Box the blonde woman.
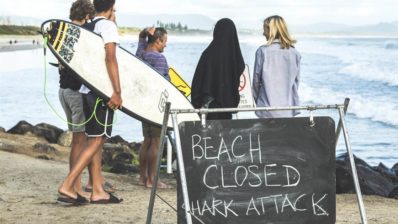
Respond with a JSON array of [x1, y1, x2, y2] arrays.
[[252, 15, 301, 118]]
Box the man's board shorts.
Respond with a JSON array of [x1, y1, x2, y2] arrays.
[[142, 122, 161, 138], [83, 91, 114, 138], [59, 88, 85, 132]]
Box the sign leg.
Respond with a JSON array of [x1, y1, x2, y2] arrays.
[[146, 102, 171, 224], [338, 107, 368, 224]]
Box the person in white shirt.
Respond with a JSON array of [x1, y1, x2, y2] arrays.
[[58, 0, 123, 204]]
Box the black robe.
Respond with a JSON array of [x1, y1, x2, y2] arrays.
[[191, 18, 245, 119]]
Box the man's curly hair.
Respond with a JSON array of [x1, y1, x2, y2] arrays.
[[69, 0, 95, 21]]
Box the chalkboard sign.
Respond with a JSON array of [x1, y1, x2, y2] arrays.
[[178, 117, 336, 224]]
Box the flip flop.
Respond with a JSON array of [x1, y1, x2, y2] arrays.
[[103, 182, 116, 192], [146, 181, 172, 189], [84, 182, 115, 193], [90, 193, 123, 204], [57, 193, 89, 205]]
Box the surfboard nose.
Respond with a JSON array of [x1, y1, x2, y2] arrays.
[[41, 20, 62, 46]]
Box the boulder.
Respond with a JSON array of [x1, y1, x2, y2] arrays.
[[7, 121, 35, 135], [375, 163, 398, 184], [113, 152, 134, 164], [336, 160, 355, 194], [110, 163, 139, 174], [336, 153, 395, 197], [36, 155, 51, 160], [106, 135, 128, 145], [127, 142, 141, 154], [392, 163, 398, 176], [33, 143, 57, 154], [102, 143, 125, 165], [102, 143, 139, 174], [57, 131, 72, 147], [33, 123, 64, 144], [388, 186, 398, 199]]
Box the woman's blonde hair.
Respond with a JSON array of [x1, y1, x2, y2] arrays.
[[264, 15, 296, 49]]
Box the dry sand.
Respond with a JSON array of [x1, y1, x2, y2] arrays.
[[0, 149, 397, 224]]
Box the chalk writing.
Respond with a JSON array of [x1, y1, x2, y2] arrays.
[[179, 118, 336, 223]]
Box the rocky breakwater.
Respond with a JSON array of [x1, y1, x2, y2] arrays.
[[336, 153, 398, 199], [0, 120, 141, 174]]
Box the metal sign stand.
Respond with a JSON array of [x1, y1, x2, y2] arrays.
[[146, 103, 171, 224], [146, 98, 368, 224]]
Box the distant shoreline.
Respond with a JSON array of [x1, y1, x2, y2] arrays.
[[0, 34, 42, 52], [0, 43, 42, 52]]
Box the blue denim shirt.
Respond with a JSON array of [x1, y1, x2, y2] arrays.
[[252, 40, 301, 118]]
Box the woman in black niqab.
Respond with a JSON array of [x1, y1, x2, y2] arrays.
[[191, 18, 245, 120]]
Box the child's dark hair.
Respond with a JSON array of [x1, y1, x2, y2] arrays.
[[148, 27, 167, 44], [69, 0, 95, 21], [93, 0, 115, 13]]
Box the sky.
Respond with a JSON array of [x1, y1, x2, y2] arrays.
[[0, 0, 397, 28]]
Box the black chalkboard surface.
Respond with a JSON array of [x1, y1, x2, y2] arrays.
[[178, 117, 336, 224]]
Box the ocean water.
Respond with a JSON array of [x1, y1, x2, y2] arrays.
[[0, 35, 397, 167]]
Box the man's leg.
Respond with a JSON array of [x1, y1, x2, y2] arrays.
[[146, 137, 161, 188], [139, 137, 151, 185], [59, 136, 105, 199], [84, 149, 107, 191], [89, 138, 110, 201], [70, 132, 89, 198]]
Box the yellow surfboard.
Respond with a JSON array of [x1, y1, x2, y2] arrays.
[[169, 67, 191, 97]]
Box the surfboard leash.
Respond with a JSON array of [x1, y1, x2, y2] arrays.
[[41, 34, 118, 128]]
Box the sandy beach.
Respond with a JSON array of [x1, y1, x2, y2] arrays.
[[0, 143, 397, 223]]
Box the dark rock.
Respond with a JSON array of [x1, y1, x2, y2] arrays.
[[37, 155, 51, 160], [102, 143, 125, 165], [101, 142, 140, 174], [33, 123, 64, 144], [392, 163, 398, 176], [336, 153, 368, 167], [57, 131, 72, 147], [7, 121, 35, 135], [336, 153, 395, 197], [376, 163, 398, 184], [388, 186, 398, 199], [0, 127, 5, 133], [336, 160, 355, 194], [113, 152, 134, 164], [106, 135, 128, 145], [110, 163, 139, 174], [127, 142, 141, 154], [33, 143, 57, 154]]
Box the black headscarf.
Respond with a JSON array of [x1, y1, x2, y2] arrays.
[[191, 18, 245, 109]]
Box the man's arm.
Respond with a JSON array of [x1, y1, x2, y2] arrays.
[[105, 42, 122, 109], [136, 27, 155, 56]]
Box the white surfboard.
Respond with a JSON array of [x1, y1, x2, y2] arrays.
[[41, 19, 199, 128]]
